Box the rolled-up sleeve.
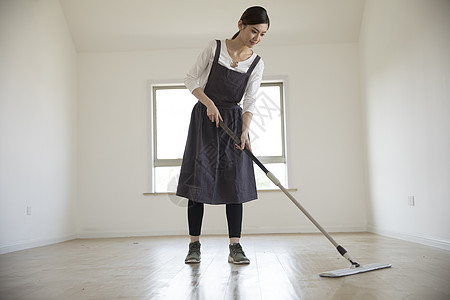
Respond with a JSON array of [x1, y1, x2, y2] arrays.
[[184, 40, 215, 93], [242, 59, 264, 114]]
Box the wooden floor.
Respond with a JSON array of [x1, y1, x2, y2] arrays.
[[1, 233, 449, 300]]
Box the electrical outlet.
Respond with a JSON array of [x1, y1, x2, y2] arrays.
[[408, 196, 415, 206], [27, 206, 32, 215]]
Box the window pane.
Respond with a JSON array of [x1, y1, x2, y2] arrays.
[[155, 88, 197, 159], [154, 166, 181, 193], [254, 163, 287, 190], [250, 85, 283, 157]]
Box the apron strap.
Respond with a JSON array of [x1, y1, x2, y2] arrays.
[[246, 55, 261, 74], [214, 40, 221, 63]]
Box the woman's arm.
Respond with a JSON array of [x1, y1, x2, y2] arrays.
[[185, 40, 222, 127], [184, 40, 214, 93], [237, 58, 264, 152], [237, 112, 253, 151]]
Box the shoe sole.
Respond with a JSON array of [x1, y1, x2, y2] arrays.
[[228, 255, 250, 264], [185, 259, 200, 264]]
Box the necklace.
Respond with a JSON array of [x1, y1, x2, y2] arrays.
[[230, 60, 239, 68]]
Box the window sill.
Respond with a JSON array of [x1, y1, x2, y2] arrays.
[[143, 188, 297, 196]]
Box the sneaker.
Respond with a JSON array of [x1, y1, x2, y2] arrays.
[[228, 243, 250, 264], [185, 241, 201, 264]]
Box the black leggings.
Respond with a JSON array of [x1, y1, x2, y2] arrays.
[[188, 200, 243, 238]]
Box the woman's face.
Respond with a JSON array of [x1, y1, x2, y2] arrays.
[[238, 21, 268, 48]]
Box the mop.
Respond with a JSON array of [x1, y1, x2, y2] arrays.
[[219, 121, 392, 277]]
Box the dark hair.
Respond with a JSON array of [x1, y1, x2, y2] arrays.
[[232, 6, 270, 40]]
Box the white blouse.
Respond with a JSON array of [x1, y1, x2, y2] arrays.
[[184, 39, 264, 114]]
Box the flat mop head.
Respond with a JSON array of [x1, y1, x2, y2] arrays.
[[319, 263, 392, 278]]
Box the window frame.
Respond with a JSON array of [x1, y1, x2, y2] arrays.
[[148, 79, 288, 193]]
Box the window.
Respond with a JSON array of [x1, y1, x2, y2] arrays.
[[150, 81, 287, 193]]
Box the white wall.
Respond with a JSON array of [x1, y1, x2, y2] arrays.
[[77, 42, 366, 238], [360, 0, 450, 249], [0, 0, 78, 254]]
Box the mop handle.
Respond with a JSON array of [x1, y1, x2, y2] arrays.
[[218, 120, 340, 248]]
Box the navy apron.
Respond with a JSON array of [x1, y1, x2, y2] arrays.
[[176, 40, 261, 204]]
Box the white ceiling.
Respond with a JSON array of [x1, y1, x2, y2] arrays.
[[59, 0, 366, 52]]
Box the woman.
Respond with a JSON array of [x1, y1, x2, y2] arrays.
[[176, 6, 269, 264]]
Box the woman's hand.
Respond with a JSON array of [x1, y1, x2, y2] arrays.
[[191, 88, 223, 128], [237, 130, 252, 152], [206, 102, 223, 128], [236, 112, 253, 151]]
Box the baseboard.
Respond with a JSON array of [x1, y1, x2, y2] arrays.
[[245, 225, 367, 235], [0, 234, 78, 255], [368, 226, 450, 251], [77, 225, 367, 239], [5, 227, 448, 253], [77, 229, 188, 239]]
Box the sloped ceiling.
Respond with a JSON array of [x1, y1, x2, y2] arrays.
[[59, 0, 365, 52]]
